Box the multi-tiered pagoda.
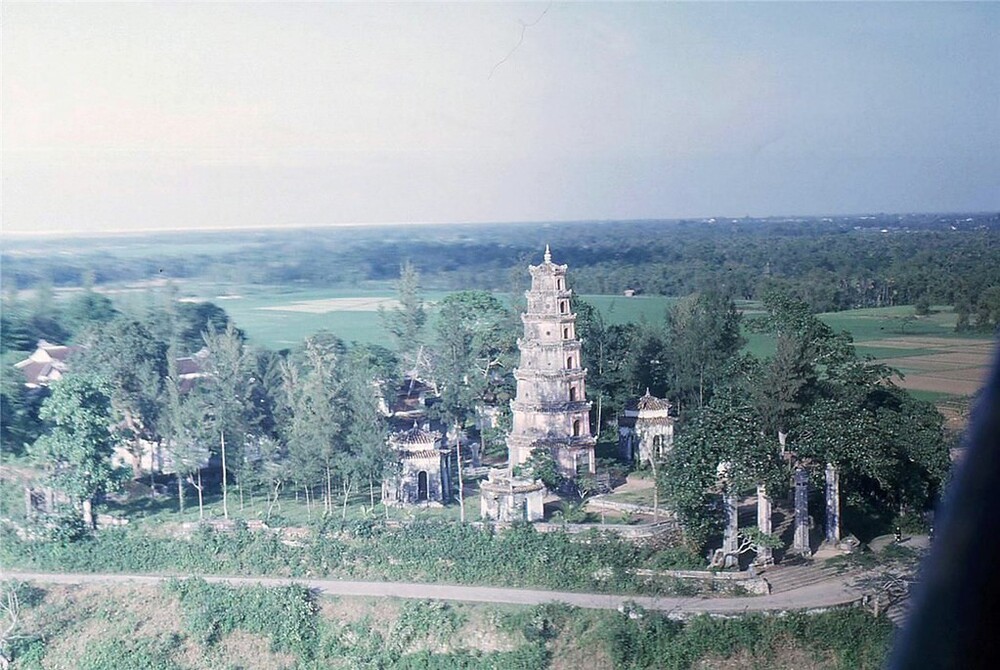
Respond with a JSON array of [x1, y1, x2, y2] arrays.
[[507, 246, 596, 478]]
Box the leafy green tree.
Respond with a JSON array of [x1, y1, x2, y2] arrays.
[[628, 326, 671, 401], [29, 376, 123, 528], [176, 302, 238, 354], [282, 332, 351, 517], [431, 291, 516, 519], [75, 318, 168, 477], [752, 333, 815, 444], [0, 285, 35, 354], [663, 386, 784, 552], [795, 382, 949, 524], [974, 286, 1000, 331], [345, 345, 393, 509], [0, 353, 45, 456], [516, 449, 563, 491], [665, 289, 744, 411], [201, 322, 258, 517], [169, 386, 217, 519], [574, 296, 645, 430], [62, 290, 118, 337], [22, 281, 69, 346], [380, 261, 428, 373]]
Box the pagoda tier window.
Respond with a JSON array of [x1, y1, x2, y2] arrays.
[[563, 326, 570, 339], [556, 278, 563, 290], [559, 301, 568, 314], [566, 356, 573, 369], [569, 387, 577, 402], [572, 420, 581, 437]]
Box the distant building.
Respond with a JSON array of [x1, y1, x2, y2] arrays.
[[12, 341, 209, 393], [13, 340, 81, 388], [175, 348, 210, 393], [12, 341, 213, 476], [383, 423, 453, 506], [618, 390, 674, 466]]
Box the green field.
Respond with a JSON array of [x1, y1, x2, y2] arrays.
[[164, 287, 682, 350], [112, 285, 993, 403]]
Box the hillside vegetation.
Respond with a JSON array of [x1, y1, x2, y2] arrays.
[[2, 579, 893, 670]]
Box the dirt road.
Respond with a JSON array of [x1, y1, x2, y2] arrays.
[[0, 570, 863, 618]]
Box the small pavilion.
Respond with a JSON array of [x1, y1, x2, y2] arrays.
[[618, 390, 674, 466], [383, 424, 452, 506]]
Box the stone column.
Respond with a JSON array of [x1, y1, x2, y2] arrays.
[[793, 466, 811, 556], [756, 483, 773, 565], [825, 462, 841, 544], [723, 489, 740, 568]]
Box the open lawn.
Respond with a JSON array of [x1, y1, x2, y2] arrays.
[[102, 481, 484, 530]]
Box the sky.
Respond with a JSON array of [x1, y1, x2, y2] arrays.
[[3, 2, 998, 235]]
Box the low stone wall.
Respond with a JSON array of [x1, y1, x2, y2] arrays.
[[634, 568, 771, 595], [586, 496, 669, 517], [473, 519, 681, 543]]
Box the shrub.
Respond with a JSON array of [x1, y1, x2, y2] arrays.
[[165, 578, 319, 659]]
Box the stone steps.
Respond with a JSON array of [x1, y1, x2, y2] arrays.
[[886, 599, 910, 628], [762, 562, 841, 594]]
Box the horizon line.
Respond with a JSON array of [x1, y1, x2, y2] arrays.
[[3, 210, 997, 240]]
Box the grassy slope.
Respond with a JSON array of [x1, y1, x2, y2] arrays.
[[4, 581, 893, 670]]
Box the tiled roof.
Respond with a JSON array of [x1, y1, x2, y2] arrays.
[[624, 389, 672, 413], [391, 423, 441, 446]]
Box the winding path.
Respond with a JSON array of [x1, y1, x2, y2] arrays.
[[0, 570, 863, 618]]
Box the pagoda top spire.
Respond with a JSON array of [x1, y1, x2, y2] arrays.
[[544, 244, 551, 263]]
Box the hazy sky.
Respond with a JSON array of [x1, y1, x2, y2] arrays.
[[3, 2, 998, 234]]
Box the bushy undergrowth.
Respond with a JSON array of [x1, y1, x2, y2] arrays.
[[79, 637, 181, 670], [0, 519, 683, 594], [7, 578, 894, 670], [165, 578, 319, 659], [604, 608, 894, 670]]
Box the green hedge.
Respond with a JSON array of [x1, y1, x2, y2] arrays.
[[1, 520, 678, 594]]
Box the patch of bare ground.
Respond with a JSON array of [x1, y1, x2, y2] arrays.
[[211, 631, 296, 670], [549, 628, 614, 670], [319, 596, 402, 636], [453, 607, 521, 654], [695, 638, 835, 670], [615, 473, 655, 492], [25, 584, 183, 669], [893, 374, 981, 396]]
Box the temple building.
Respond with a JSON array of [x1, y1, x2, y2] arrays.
[[507, 245, 597, 478], [618, 390, 674, 466], [383, 424, 453, 506], [479, 467, 545, 522]]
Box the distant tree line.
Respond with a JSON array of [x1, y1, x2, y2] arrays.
[[4, 213, 999, 317]]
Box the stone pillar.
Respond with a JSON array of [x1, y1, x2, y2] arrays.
[[722, 489, 740, 569], [825, 462, 841, 544], [793, 466, 811, 556], [756, 483, 773, 565]]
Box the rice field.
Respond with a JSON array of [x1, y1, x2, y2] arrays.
[[157, 284, 998, 400]]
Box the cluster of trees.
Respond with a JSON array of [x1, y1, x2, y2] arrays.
[[661, 290, 950, 553], [3, 256, 953, 555], [2, 264, 531, 529], [1, 278, 398, 525], [575, 289, 745, 427], [5, 213, 999, 317]]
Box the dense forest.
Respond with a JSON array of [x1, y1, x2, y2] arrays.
[[3, 213, 999, 318]]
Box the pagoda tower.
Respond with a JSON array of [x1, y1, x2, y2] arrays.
[[507, 246, 596, 478]]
